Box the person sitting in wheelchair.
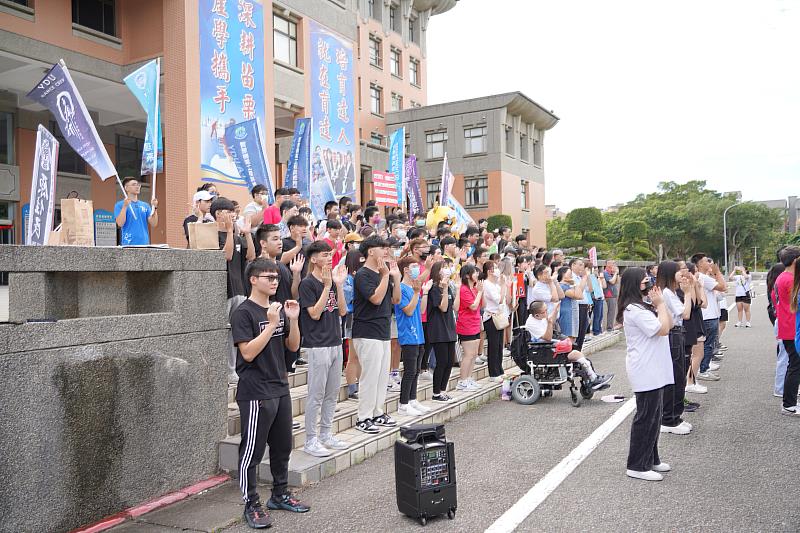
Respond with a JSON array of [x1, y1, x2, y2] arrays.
[[525, 301, 614, 391]]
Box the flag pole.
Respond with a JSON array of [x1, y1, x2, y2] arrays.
[[151, 57, 161, 204], [115, 173, 136, 220]]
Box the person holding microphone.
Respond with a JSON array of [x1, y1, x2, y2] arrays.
[[617, 267, 674, 481]]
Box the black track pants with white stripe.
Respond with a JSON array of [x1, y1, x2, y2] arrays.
[[237, 395, 293, 504]]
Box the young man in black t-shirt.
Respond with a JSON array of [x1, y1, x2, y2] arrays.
[[212, 197, 256, 385], [352, 236, 402, 434], [299, 241, 350, 457], [231, 258, 309, 528]]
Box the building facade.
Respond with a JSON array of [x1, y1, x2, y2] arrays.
[[0, 0, 556, 249]]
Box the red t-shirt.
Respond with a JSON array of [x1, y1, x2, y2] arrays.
[[456, 285, 481, 335], [263, 204, 280, 225], [774, 270, 795, 340], [324, 237, 344, 268], [515, 273, 526, 299]]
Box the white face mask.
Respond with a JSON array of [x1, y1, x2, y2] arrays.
[[441, 268, 452, 279], [396, 229, 407, 239]]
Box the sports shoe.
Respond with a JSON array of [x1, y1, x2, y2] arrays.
[[456, 380, 470, 391], [719, 344, 728, 351], [709, 362, 721, 371], [398, 403, 424, 416], [419, 370, 433, 381], [372, 413, 397, 427], [502, 348, 511, 356], [320, 434, 350, 450], [303, 438, 332, 457], [626, 469, 663, 481], [734, 322, 741, 328], [267, 493, 310, 513], [347, 391, 359, 400], [244, 500, 272, 529], [432, 393, 453, 403], [292, 421, 301, 430], [697, 371, 720, 381], [685, 383, 708, 394], [355, 418, 380, 434], [713, 351, 725, 359], [745, 322, 751, 328], [295, 357, 308, 366], [679, 421, 693, 431], [683, 402, 699, 413], [465, 379, 481, 391], [387, 381, 401, 393], [390, 371, 401, 384], [773, 392, 783, 398], [590, 373, 615, 390], [660, 424, 691, 435], [488, 376, 503, 383], [410, 400, 431, 413], [780, 405, 800, 416], [652, 462, 672, 473], [476, 355, 487, 364]]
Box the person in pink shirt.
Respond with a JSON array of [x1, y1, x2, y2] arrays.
[[263, 188, 289, 225], [774, 246, 800, 415], [456, 264, 484, 391]]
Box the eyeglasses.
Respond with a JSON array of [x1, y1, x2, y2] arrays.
[[257, 275, 280, 282]]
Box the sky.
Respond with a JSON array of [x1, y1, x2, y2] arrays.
[[426, 0, 800, 212]]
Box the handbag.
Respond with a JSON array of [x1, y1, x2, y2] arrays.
[[60, 198, 95, 246], [491, 302, 510, 330]]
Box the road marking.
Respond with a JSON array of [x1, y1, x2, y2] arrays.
[[485, 397, 637, 533]]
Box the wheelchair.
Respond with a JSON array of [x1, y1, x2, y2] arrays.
[[508, 327, 596, 407]]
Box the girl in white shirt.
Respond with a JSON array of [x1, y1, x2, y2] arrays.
[[729, 266, 752, 327], [617, 267, 674, 482], [479, 260, 507, 383]]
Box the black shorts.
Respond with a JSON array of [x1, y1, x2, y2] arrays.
[[735, 296, 751, 304], [720, 309, 728, 322], [458, 333, 480, 342]]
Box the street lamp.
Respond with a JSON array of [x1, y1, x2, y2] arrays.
[[723, 201, 743, 275]]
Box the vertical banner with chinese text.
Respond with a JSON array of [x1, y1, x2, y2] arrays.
[[310, 20, 355, 219], [285, 117, 311, 198], [388, 127, 405, 207], [199, 0, 268, 188], [405, 155, 422, 219], [26, 125, 59, 246], [223, 118, 275, 203], [440, 152, 454, 206]]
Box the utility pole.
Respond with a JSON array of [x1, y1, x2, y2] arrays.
[[753, 246, 758, 272]]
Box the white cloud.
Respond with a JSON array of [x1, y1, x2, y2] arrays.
[[427, 0, 800, 211]]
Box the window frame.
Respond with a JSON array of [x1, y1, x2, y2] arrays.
[[50, 120, 87, 176], [368, 34, 383, 69], [389, 47, 402, 78], [409, 57, 420, 87], [425, 130, 447, 160], [115, 133, 149, 182], [390, 92, 403, 112], [408, 16, 417, 44], [0, 111, 13, 166], [389, 3, 400, 33], [71, 0, 116, 37], [425, 181, 441, 209], [370, 84, 383, 116], [521, 180, 529, 210], [273, 13, 298, 67], [463, 126, 487, 155], [464, 176, 489, 208], [520, 134, 529, 162], [533, 139, 542, 167]]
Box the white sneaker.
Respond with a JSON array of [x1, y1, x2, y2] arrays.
[[502, 348, 511, 356], [652, 462, 671, 473], [488, 376, 503, 383], [745, 322, 751, 328], [709, 362, 721, 371], [626, 469, 663, 481], [734, 322, 741, 328], [390, 371, 402, 384], [679, 421, 693, 431], [685, 383, 708, 394], [409, 400, 431, 413], [774, 392, 783, 398], [398, 403, 424, 416], [419, 370, 433, 381], [303, 438, 332, 457], [387, 381, 401, 392], [697, 371, 720, 381], [319, 434, 349, 450], [456, 380, 470, 391], [476, 355, 487, 364], [660, 424, 691, 435], [780, 406, 800, 416], [466, 378, 482, 391]]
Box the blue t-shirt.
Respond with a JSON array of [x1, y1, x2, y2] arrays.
[[394, 283, 424, 346], [114, 199, 152, 245]]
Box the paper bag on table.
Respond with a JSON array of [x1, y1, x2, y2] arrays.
[[188, 221, 219, 250], [60, 198, 95, 246]]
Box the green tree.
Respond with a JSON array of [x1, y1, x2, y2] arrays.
[[725, 202, 784, 269], [487, 214, 512, 233], [566, 207, 603, 241]]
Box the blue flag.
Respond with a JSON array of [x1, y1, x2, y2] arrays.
[[123, 59, 163, 174], [285, 118, 311, 198], [26, 61, 117, 180], [223, 118, 275, 204], [389, 128, 405, 207]]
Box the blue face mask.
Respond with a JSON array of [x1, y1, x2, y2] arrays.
[[410, 265, 421, 280]]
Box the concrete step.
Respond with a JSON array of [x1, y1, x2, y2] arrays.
[[228, 366, 309, 404]]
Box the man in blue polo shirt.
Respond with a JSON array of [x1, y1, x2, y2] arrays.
[[114, 176, 158, 245]]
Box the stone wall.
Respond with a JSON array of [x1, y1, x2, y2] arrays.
[[0, 246, 229, 533]]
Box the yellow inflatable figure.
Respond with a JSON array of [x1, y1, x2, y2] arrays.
[[426, 203, 457, 234]]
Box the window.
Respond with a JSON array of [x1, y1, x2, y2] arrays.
[[7, 0, 30, 6], [521, 180, 529, 210], [390, 92, 402, 111], [390, 47, 401, 78], [425, 130, 447, 159], [51, 121, 86, 175], [273, 14, 298, 66], [505, 126, 514, 156], [367, 0, 380, 20], [533, 140, 542, 167], [409, 58, 420, 86], [464, 126, 487, 155], [390, 4, 400, 32], [520, 135, 529, 161], [370, 84, 382, 115], [426, 181, 441, 208], [368, 34, 382, 68], [404, 133, 411, 155], [370, 132, 383, 146], [409, 17, 417, 44], [72, 0, 116, 37], [464, 176, 488, 208], [116, 134, 148, 181], [0, 112, 12, 165]]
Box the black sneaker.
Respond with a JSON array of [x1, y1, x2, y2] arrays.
[[591, 373, 615, 390], [432, 394, 451, 403], [295, 357, 308, 366], [244, 501, 273, 529], [683, 402, 698, 413], [348, 391, 359, 400], [711, 355, 722, 362], [355, 418, 380, 434], [372, 413, 397, 427], [267, 493, 310, 513], [292, 421, 301, 430]]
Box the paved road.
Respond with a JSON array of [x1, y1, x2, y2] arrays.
[[124, 294, 799, 533]]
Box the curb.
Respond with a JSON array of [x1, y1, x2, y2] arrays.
[[69, 474, 230, 533]]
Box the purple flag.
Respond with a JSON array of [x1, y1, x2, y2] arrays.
[[405, 155, 423, 219]]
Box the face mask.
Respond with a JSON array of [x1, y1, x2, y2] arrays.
[[441, 268, 452, 279], [372, 216, 381, 225], [416, 219, 425, 227], [641, 279, 653, 296], [393, 249, 402, 258], [410, 265, 421, 280], [491, 269, 499, 277], [396, 229, 407, 239]]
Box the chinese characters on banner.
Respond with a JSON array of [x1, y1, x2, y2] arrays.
[[199, 0, 270, 189], [285, 117, 311, 198], [25, 125, 59, 246], [223, 118, 275, 203], [440, 152, 454, 206], [388, 128, 405, 207], [372, 171, 399, 207], [405, 155, 423, 219], [309, 21, 355, 219]]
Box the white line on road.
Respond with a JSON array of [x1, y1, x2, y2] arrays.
[[485, 397, 637, 533]]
